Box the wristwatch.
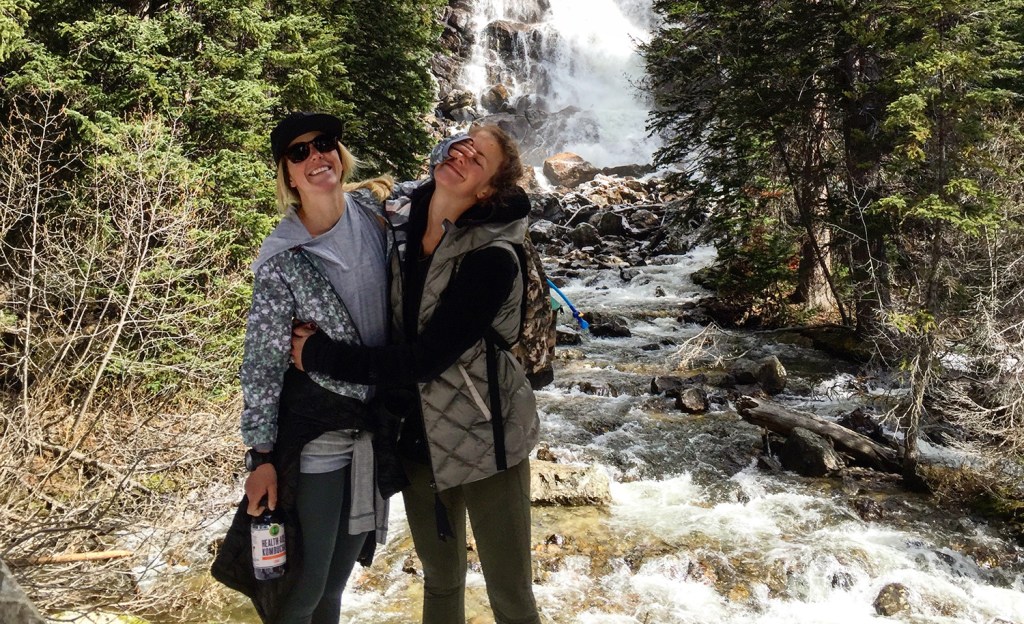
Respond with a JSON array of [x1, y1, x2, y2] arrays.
[[244, 448, 274, 471]]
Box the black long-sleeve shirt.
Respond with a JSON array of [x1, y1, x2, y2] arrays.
[[300, 244, 518, 384]]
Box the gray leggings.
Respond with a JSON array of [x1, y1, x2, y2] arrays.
[[276, 466, 370, 624]]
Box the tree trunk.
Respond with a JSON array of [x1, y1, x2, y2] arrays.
[[795, 222, 837, 310], [839, 31, 891, 336], [900, 332, 935, 492], [776, 95, 846, 321]]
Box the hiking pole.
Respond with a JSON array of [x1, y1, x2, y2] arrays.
[[546, 279, 589, 331]]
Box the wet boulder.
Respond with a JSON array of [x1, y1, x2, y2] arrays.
[[650, 375, 686, 396], [555, 325, 583, 345], [619, 267, 642, 282], [519, 165, 540, 192], [873, 583, 912, 616], [779, 427, 843, 477], [599, 163, 656, 178], [475, 112, 532, 141], [629, 208, 661, 230], [727, 356, 787, 394], [838, 408, 888, 444], [448, 106, 478, 123], [586, 311, 631, 338], [528, 191, 564, 221], [509, 0, 551, 23], [439, 89, 475, 116], [480, 83, 512, 114], [531, 460, 612, 506], [643, 227, 692, 256], [536, 443, 558, 462], [727, 358, 760, 385], [589, 211, 627, 237], [675, 387, 709, 414], [801, 326, 873, 363], [695, 297, 748, 328], [567, 222, 600, 248], [543, 152, 599, 188], [756, 356, 787, 395], [852, 496, 885, 521], [484, 20, 545, 62], [528, 219, 559, 244]]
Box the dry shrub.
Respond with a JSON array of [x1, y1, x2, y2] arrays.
[[1, 88, 249, 619]]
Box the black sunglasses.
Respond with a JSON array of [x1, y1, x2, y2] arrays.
[[285, 134, 339, 164]]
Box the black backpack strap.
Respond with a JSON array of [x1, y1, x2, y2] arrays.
[[484, 333, 508, 472], [457, 241, 520, 473]]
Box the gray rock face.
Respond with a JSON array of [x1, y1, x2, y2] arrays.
[[629, 209, 661, 230], [779, 427, 843, 477], [485, 20, 545, 62], [528, 219, 559, 244], [0, 560, 45, 624], [475, 112, 532, 141], [439, 89, 475, 114], [531, 459, 611, 506]]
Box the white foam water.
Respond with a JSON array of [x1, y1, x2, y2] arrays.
[[461, 0, 662, 167]]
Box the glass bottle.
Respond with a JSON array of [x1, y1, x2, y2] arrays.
[[250, 508, 286, 580]]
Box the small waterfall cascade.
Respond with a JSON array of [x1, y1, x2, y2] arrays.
[[459, 0, 662, 168]]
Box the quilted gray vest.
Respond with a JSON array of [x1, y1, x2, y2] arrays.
[[391, 215, 540, 492]]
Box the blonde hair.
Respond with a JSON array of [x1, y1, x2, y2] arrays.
[[274, 140, 394, 209], [344, 176, 395, 202]]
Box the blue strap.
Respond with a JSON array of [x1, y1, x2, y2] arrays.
[[546, 279, 589, 331]]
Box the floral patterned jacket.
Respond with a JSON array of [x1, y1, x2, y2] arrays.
[[239, 189, 388, 449]]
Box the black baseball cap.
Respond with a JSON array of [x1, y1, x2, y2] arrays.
[[270, 112, 344, 163]]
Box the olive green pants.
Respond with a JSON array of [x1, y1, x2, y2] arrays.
[[403, 458, 540, 624]]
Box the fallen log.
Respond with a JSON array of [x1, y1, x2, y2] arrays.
[[736, 396, 900, 473]]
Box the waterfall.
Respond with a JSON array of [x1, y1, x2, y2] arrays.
[[460, 0, 662, 168]]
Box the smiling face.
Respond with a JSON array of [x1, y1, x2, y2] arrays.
[[284, 131, 343, 199], [433, 128, 504, 203]]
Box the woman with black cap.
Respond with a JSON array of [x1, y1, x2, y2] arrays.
[[215, 111, 395, 624]]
